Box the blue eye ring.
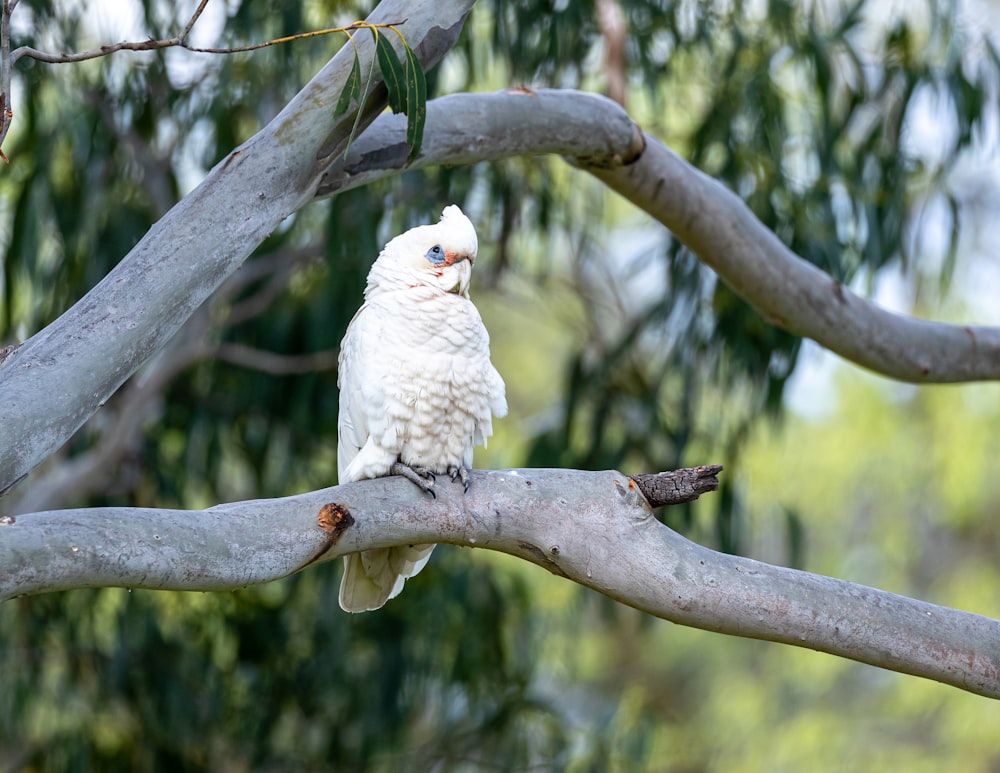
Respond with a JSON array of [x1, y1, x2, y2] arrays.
[[426, 244, 446, 265]]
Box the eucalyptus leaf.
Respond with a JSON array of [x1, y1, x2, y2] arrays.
[[374, 31, 407, 114], [334, 43, 362, 118], [403, 42, 427, 163]]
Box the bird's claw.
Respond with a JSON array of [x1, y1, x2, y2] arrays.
[[391, 462, 437, 498], [448, 465, 471, 493]]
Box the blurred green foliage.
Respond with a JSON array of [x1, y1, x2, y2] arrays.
[[2, 0, 998, 769]]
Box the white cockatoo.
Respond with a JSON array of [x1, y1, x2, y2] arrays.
[[336, 205, 507, 612]]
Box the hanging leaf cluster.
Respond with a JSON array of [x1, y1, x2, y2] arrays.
[[335, 24, 427, 164]]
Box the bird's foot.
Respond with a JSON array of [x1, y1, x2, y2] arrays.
[[391, 462, 437, 498], [448, 465, 470, 493]]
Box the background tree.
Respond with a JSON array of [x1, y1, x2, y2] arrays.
[[2, 0, 1000, 769]]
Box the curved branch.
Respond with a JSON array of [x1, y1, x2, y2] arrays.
[[316, 89, 1000, 383], [216, 343, 339, 374], [2, 467, 997, 699], [0, 0, 475, 492], [585, 137, 1000, 383]]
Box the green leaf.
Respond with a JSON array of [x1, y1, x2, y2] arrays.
[[336, 32, 379, 161], [403, 42, 427, 164], [374, 32, 406, 114], [334, 44, 362, 118]]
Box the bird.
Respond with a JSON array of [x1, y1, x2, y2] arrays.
[[336, 205, 507, 612]]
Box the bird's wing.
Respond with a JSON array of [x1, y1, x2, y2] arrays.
[[337, 300, 436, 612], [337, 303, 376, 482]]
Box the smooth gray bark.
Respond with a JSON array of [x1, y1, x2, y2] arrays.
[[318, 89, 1000, 383], [0, 0, 476, 493], [3, 468, 998, 699]]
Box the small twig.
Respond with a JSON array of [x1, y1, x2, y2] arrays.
[[179, 0, 210, 43], [0, 0, 404, 159], [10, 19, 407, 64], [184, 22, 404, 55], [216, 343, 339, 375]]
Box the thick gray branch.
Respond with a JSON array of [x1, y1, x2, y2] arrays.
[[0, 0, 475, 492], [2, 468, 997, 699], [317, 89, 1000, 383]]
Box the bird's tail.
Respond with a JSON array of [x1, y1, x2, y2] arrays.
[[338, 544, 435, 612]]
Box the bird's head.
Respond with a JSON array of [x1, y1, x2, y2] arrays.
[[365, 205, 479, 299]]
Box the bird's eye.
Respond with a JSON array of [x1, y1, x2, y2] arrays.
[[426, 244, 446, 265]]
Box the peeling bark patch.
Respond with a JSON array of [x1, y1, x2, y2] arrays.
[[0, 515, 14, 525], [517, 541, 569, 578], [832, 278, 846, 304], [318, 503, 354, 543]]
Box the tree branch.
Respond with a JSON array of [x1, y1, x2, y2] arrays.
[[316, 89, 1000, 383], [0, 0, 476, 493], [2, 467, 997, 699], [216, 343, 339, 374], [5, 244, 334, 515]]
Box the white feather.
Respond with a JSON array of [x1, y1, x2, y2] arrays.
[[337, 206, 507, 612]]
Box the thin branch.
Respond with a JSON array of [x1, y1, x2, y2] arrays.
[[0, 0, 401, 158], [216, 343, 339, 374], [3, 467, 998, 699], [0, 1, 14, 161], [596, 0, 627, 107], [315, 89, 1000, 383], [179, 0, 211, 42], [182, 21, 407, 55], [10, 20, 407, 64]]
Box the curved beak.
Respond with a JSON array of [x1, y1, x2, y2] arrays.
[[448, 259, 473, 297], [444, 250, 473, 267]]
